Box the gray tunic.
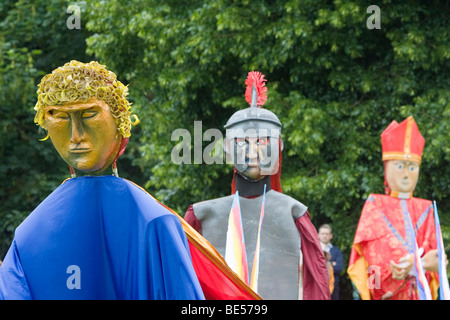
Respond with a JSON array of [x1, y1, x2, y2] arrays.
[[193, 189, 307, 300]]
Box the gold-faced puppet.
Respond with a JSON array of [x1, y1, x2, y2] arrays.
[[34, 60, 139, 177]]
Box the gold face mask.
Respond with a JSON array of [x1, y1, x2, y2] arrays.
[[44, 97, 122, 174]]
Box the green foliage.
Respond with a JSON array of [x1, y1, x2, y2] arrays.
[[0, 0, 93, 256]]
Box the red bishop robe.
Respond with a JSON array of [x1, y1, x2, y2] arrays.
[[348, 193, 439, 300]]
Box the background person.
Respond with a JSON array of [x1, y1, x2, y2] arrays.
[[318, 224, 344, 300]]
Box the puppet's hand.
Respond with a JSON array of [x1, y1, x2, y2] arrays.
[[390, 254, 414, 280], [422, 249, 447, 273]]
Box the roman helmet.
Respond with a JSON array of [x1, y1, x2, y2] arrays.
[[224, 72, 283, 193]]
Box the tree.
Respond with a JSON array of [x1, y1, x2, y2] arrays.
[[0, 0, 93, 256]]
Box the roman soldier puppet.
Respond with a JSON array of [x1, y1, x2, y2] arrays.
[[185, 72, 330, 300], [348, 116, 440, 300], [0, 61, 258, 300]]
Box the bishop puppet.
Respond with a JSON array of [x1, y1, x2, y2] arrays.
[[0, 61, 259, 300], [184, 72, 330, 300], [348, 116, 440, 300]]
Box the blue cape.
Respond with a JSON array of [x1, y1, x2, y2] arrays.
[[0, 176, 204, 300]]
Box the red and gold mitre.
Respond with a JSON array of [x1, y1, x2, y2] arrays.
[[381, 116, 425, 164]]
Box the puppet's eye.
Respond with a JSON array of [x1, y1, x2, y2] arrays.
[[235, 138, 246, 147]]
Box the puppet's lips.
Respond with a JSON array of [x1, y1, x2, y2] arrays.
[[70, 148, 91, 153]]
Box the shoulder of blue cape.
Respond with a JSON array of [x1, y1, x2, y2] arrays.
[[16, 176, 178, 238], [3, 176, 204, 300]]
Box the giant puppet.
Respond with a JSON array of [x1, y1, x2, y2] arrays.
[[184, 72, 330, 300], [348, 116, 439, 300], [0, 61, 259, 300]]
